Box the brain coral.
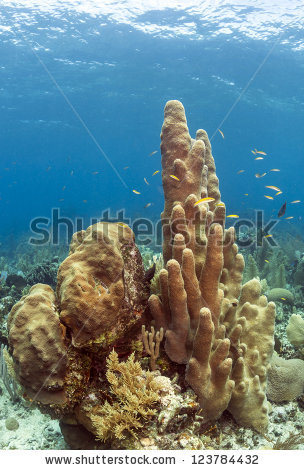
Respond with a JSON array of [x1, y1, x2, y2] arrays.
[[8, 283, 67, 404], [267, 352, 304, 402], [7, 222, 150, 412], [57, 223, 148, 349], [286, 313, 304, 347]]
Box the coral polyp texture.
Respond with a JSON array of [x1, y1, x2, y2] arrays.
[[57, 223, 148, 349], [8, 283, 67, 404], [149, 100, 276, 432], [7, 223, 151, 433], [6, 101, 279, 448]]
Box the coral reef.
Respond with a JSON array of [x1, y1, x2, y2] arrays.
[[90, 350, 163, 441], [6, 222, 151, 447], [267, 352, 304, 402], [267, 288, 294, 305], [26, 258, 60, 289], [286, 313, 304, 347], [7, 100, 304, 451], [8, 284, 67, 404], [57, 223, 148, 349], [149, 100, 275, 433]]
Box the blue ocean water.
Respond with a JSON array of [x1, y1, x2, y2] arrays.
[[0, 0, 303, 246]]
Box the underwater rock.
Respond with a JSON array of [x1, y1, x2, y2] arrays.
[[267, 288, 294, 305], [267, 352, 304, 402], [59, 422, 97, 450]]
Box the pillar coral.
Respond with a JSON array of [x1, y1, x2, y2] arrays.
[[149, 100, 276, 432]]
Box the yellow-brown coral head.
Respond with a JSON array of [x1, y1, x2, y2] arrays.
[[7, 284, 67, 404], [57, 222, 149, 350]]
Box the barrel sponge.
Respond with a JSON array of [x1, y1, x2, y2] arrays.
[[7, 284, 67, 404], [267, 352, 304, 402], [57, 222, 147, 349], [286, 314, 304, 347]]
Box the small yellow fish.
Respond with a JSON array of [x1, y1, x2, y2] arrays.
[[123, 166, 129, 170], [265, 260, 269, 263], [270, 169, 280, 172], [144, 177, 149, 185], [218, 129, 224, 139], [149, 150, 158, 156], [216, 202, 225, 206], [275, 191, 283, 196], [255, 173, 267, 178], [265, 185, 281, 192], [144, 202, 152, 208], [264, 195, 274, 200], [291, 200, 301, 203], [118, 222, 128, 227], [92, 171, 99, 175], [244, 193, 249, 196], [264, 234, 273, 238], [281, 297, 286, 301], [285, 216, 294, 220], [83, 199, 87, 203], [251, 150, 257, 155], [152, 170, 160, 176], [255, 157, 264, 160], [132, 190, 140, 195], [227, 214, 239, 218], [169, 174, 180, 181], [255, 150, 267, 155], [194, 197, 215, 206], [237, 170, 245, 174]]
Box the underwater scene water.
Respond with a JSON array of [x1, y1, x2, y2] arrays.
[[0, 0, 304, 456]]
